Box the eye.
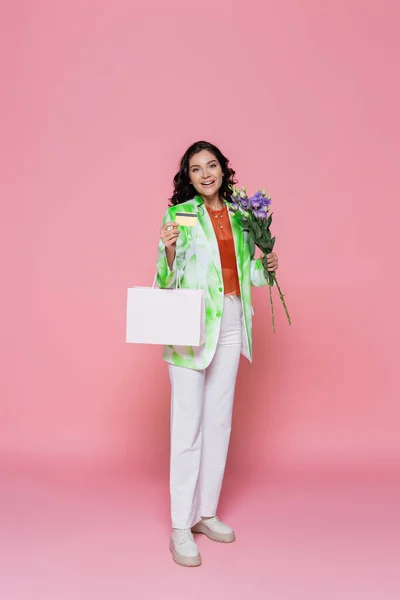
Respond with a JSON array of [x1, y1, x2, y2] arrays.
[[210, 163, 217, 168], [192, 167, 199, 173]]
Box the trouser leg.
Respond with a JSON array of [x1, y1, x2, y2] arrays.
[[198, 296, 242, 518], [169, 363, 205, 529]]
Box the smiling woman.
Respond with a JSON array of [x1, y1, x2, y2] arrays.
[[156, 140, 279, 567]]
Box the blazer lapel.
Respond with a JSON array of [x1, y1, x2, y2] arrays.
[[228, 204, 244, 283]]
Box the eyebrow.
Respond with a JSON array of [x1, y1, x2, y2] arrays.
[[189, 160, 217, 168]]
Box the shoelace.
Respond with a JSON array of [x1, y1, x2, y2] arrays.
[[175, 529, 195, 544], [202, 516, 219, 525]]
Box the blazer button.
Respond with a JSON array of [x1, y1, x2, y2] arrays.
[[216, 311, 222, 318], [218, 287, 223, 292]]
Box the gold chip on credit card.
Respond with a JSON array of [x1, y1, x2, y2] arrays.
[[175, 212, 197, 227]]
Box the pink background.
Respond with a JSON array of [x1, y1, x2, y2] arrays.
[[1, 1, 399, 598]]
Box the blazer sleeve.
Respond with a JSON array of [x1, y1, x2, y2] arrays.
[[156, 208, 188, 289], [248, 235, 274, 288]]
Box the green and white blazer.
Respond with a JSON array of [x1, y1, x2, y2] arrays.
[[156, 195, 270, 370]]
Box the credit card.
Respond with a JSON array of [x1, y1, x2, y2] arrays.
[[175, 212, 197, 227]]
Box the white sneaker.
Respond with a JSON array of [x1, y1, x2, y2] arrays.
[[169, 528, 202, 567], [192, 516, 236, 543]]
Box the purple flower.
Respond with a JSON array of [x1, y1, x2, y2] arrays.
[[254, 208, 269, 219], [240, 197, 250, 209], [250, 194, 262, 210], [261, 196, 271, 207]]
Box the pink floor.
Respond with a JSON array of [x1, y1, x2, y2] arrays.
[[0, 466, 399, 600]]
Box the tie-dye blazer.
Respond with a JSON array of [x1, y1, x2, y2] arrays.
[[156, 195, 270, 370]]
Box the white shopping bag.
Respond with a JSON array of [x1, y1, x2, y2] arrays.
[[126, 284, 205, 347]]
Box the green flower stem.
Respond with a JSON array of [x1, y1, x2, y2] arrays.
[[269, 285, 276, 334], [272, 273, 291, 326], [261, 253, 291, 330]]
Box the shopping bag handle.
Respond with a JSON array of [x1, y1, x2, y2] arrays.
[[152, 268, 180, 289]]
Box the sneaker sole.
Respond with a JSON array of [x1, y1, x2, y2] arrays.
[[169, 540, 202, 567], [191, 523, 236, 543]]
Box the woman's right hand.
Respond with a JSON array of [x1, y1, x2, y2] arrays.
[[160, 222, 180, 249]]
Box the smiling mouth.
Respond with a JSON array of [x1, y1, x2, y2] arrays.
[[201, 180, 215, 187]]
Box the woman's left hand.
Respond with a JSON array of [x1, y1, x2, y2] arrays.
[[266, 252, 278, 271]]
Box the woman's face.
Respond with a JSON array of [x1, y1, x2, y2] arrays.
[[188, 150, 223, 197]]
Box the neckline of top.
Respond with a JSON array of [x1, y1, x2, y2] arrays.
[[205, 204, 226, 213]]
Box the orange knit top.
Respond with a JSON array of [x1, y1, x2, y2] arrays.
[[205, 205, 241, 296]]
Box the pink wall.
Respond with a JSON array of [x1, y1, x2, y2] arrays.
[[1, 1, 399, 474]]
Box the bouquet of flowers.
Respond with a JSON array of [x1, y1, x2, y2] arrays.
[[230, 185, 291, 333]]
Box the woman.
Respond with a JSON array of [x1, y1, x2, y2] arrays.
[[156, 141, 278, 567]]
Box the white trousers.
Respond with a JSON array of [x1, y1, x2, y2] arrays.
[[168, 295, 243, 529]]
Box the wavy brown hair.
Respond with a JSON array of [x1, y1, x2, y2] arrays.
[[169, 141, 237, 206]]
